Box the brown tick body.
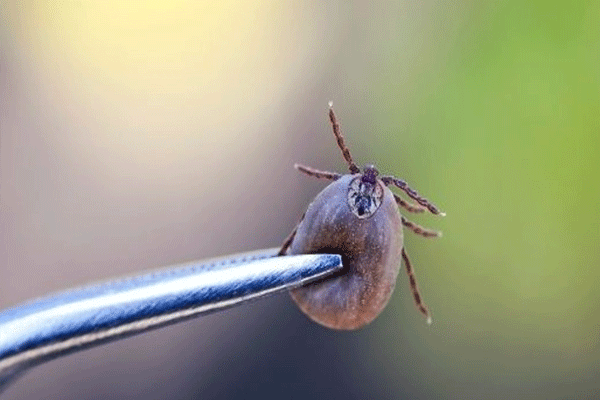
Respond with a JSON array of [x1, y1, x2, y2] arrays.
[[279, 103, 444, 330]]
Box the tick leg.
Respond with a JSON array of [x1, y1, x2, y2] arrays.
[[278, 226, 297, 256], [295, 163, 341, 181], [401, 216, 441, 238], [380, 175, 445, 216], [402, 248, 432, 324], [394, 193, 426, 214], [278, 212, 306, 256], [328, 103, 361, 174]]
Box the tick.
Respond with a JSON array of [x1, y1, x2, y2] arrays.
[[279, 102, 444, 330]]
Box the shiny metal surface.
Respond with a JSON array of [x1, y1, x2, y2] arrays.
[[0, 249, 342, 390]]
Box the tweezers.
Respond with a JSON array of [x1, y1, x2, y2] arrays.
[[0, 248, 342, 391]]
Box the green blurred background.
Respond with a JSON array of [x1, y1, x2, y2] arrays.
[[1, 2, 599, 399]]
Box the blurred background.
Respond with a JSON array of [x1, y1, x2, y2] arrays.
[[1, 1, 599, 399]]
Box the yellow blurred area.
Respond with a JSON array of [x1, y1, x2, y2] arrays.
[[5, 2, 320, 183]]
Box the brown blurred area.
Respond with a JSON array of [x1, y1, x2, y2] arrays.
[[0, 3, 369, 398]]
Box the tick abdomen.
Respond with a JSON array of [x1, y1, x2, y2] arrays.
[[289, 175, 404, 330]]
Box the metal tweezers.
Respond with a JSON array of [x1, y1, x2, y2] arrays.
[[0, 248, 342, 391]]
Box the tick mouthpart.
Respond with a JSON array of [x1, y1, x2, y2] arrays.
[[362, 164, 379, 184]]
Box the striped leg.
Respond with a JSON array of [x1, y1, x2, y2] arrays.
[[402, 248, 432, 324]]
